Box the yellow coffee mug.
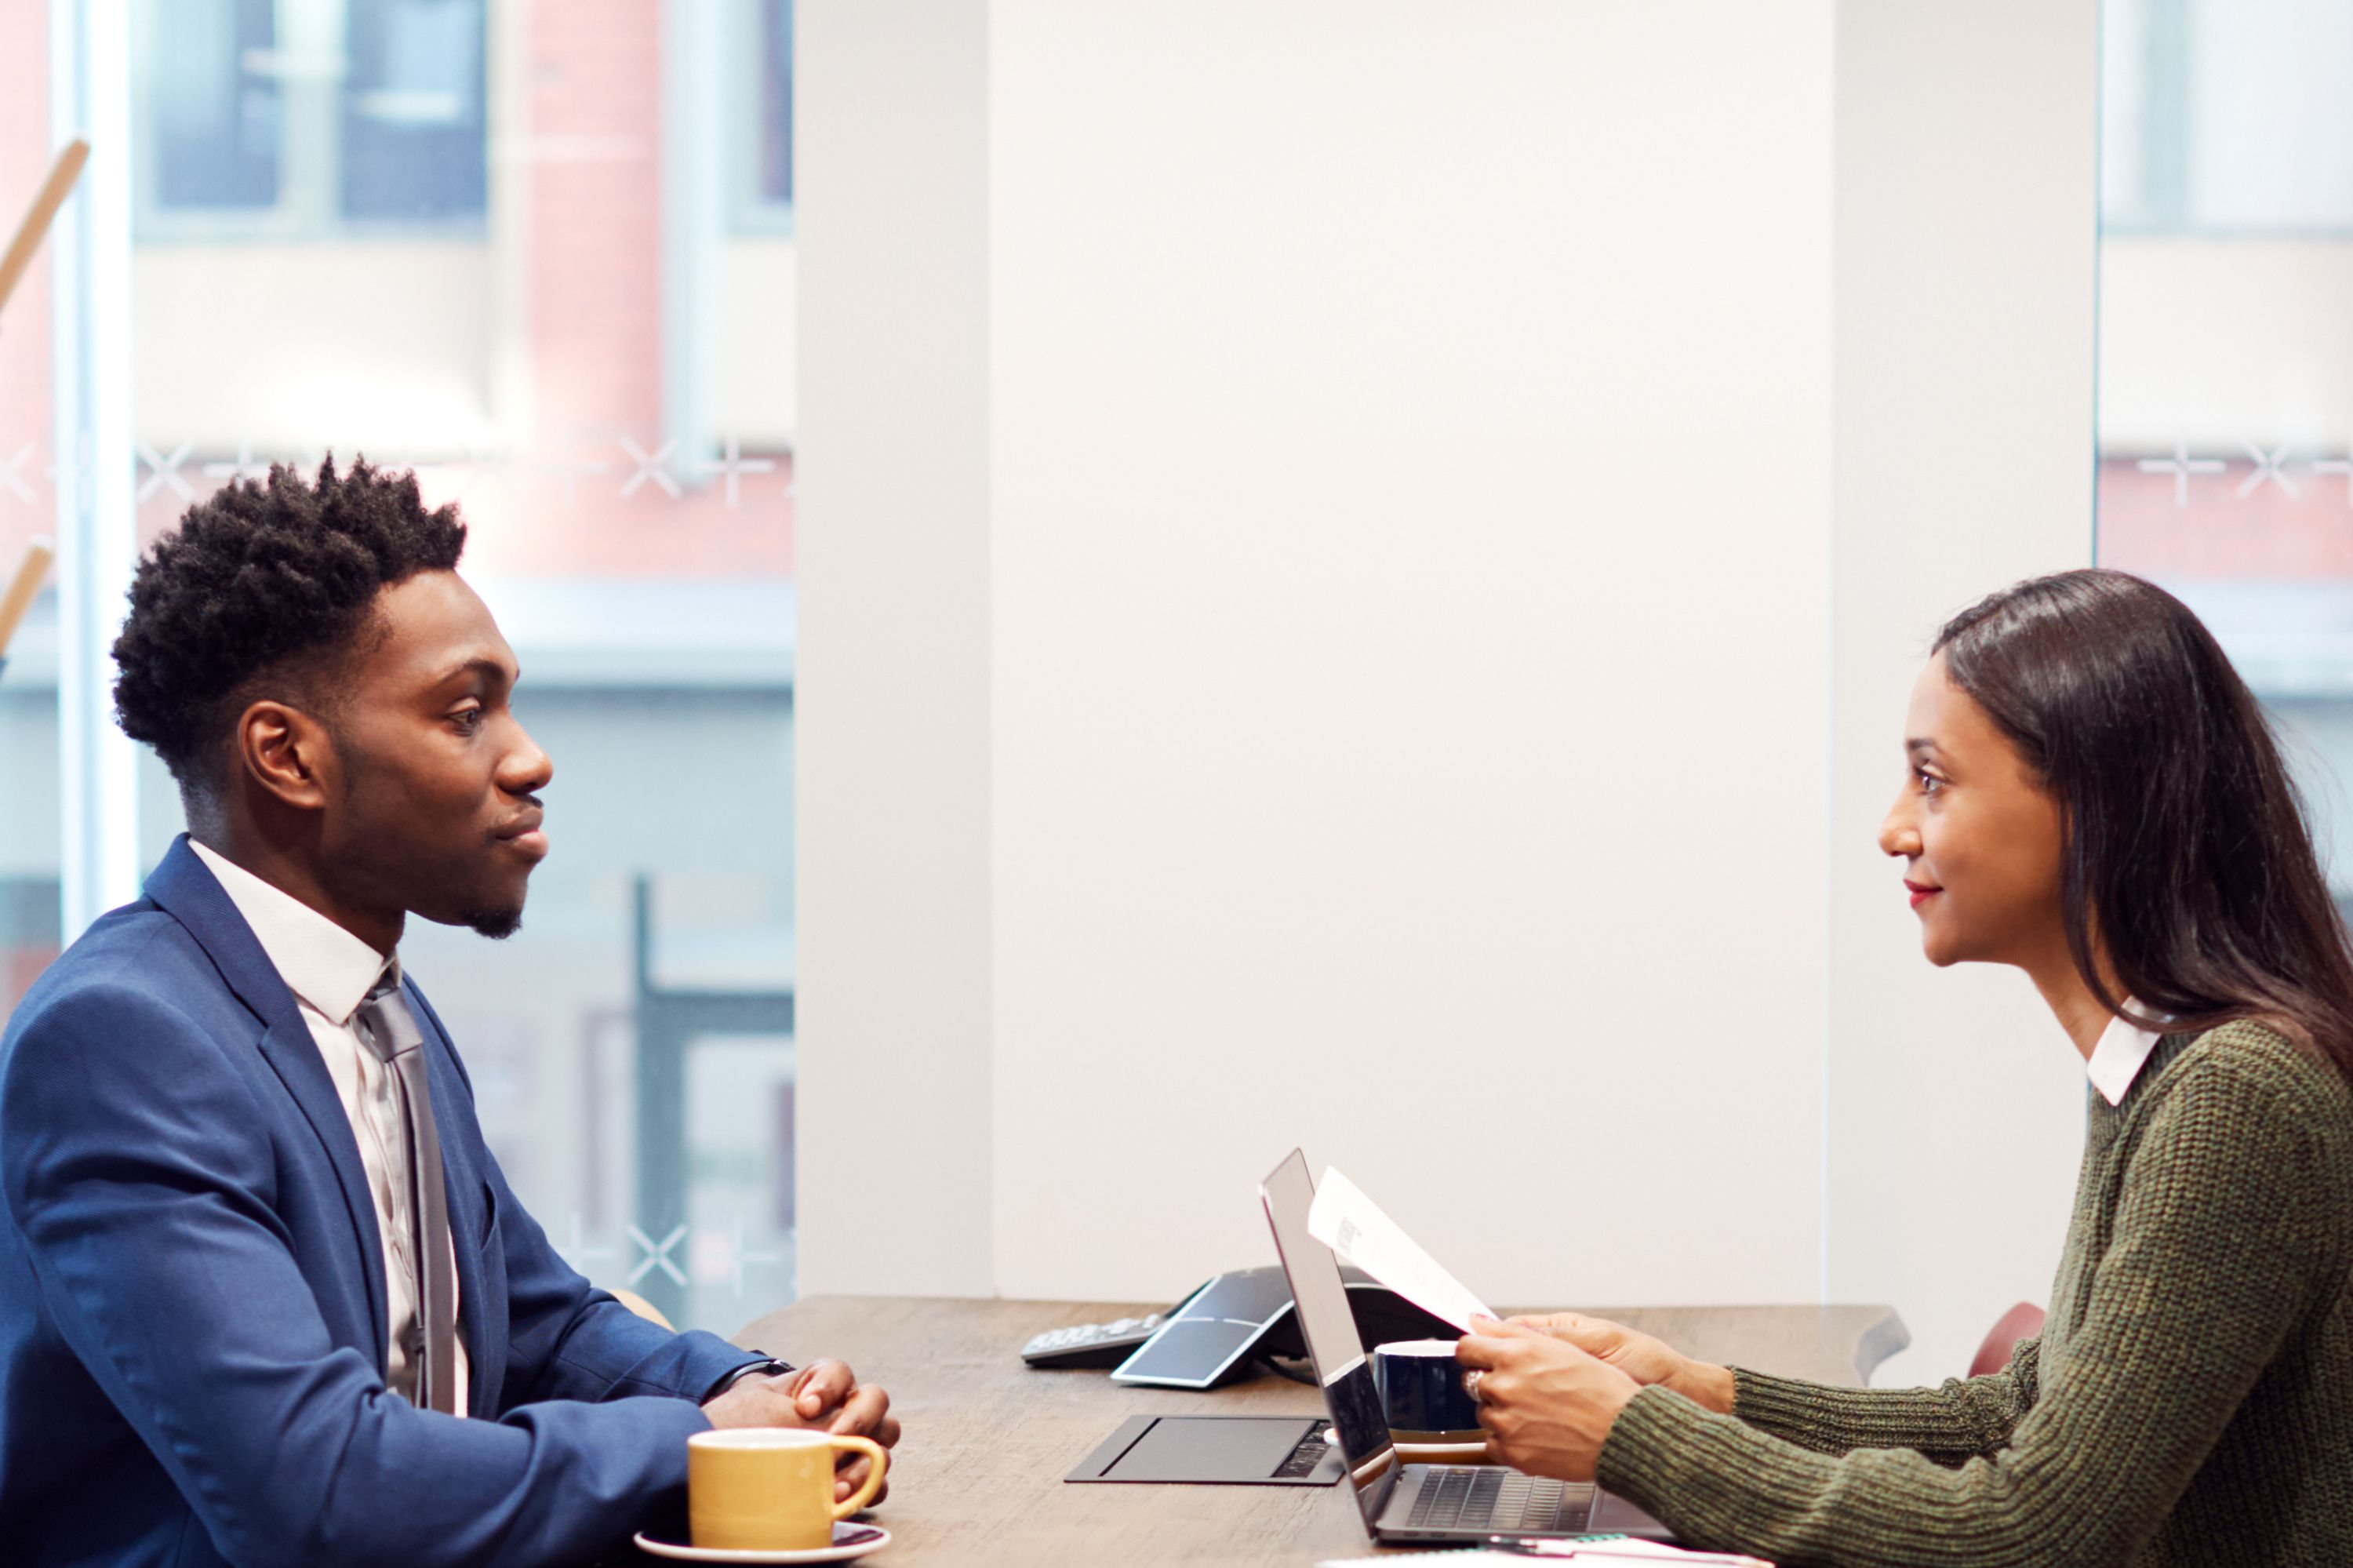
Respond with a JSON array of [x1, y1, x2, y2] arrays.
[[688, 1428, 889, 1552]]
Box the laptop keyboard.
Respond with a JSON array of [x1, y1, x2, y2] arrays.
[[1404, 1466, 1595, 1534], [1270, 1428, 1331, 1480]]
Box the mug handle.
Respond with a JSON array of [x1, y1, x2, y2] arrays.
[[828, 1435, 888, 1521]]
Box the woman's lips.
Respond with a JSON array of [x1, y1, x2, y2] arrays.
[[1905, 879, 1940, 910]]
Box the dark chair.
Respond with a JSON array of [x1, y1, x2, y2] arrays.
[[1968, 1301, 2046, 1379]]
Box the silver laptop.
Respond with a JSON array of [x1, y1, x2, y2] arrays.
[[1258, 1149, 1675, 1544]]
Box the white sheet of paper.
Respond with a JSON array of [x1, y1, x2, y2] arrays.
[[1306, 1165, 1496, 1333], [1501, 1542, 1771, 1565], [1320, 1549, 1770, 1567]]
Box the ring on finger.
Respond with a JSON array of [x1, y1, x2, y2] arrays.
[[1463, 1369, 1486, 1402]]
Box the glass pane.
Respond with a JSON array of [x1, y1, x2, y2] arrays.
[[107, 2, 798, 1332], [2097, 0, 2353, 915], [139, 0, 489, 234], [0, 659, 61, 1033], [759, 0, 794, 208], [147, 0, 282, 212], [342, 0, 487, 222], [2104, 0, 2353, 233], [1, 32, 64, 1036]]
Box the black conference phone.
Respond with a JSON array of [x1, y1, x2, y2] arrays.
[[1020, 1264, 1453, 1390]]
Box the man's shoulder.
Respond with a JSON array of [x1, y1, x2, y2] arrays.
[[0, 902, 278, 1202], [2, 900, 238, 1059]]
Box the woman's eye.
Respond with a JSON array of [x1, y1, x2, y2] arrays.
[[1915, 769, 1944, 796], [450, 706, 486, 733]]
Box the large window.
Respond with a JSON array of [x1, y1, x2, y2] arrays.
[[5, 1, 798, 1335], [2097, 0, 2353, 919]]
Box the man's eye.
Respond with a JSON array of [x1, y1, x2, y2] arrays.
[[451, 706, 486, 732]]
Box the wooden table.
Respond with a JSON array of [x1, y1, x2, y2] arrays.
[[620, 1295, 1906, 1566]]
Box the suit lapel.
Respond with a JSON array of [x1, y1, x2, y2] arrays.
[[143, 836, 392, 1367]]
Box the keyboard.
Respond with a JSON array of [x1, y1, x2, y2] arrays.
[[1270, 1426, 1333, 1480], [1020, 1314, 1166, 1369], [1400, 1465, 1595, 1535]]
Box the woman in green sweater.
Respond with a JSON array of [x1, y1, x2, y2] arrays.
[[1457, 569, 2353, 1566]]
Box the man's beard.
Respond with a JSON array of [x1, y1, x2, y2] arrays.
[[463, 906, 524, 940]]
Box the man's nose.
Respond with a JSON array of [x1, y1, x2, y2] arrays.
[[503, 726, 554, 795]]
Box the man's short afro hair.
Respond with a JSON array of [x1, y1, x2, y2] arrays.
[[112, 456, 467, 787]]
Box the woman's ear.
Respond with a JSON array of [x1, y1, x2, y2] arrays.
[[236, 699, 336, 813]]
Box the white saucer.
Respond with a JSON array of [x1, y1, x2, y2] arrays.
[[633, 1521, 891, 1563]]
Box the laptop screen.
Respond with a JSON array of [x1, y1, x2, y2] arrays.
[[1260, 1149, 1401, 1532]]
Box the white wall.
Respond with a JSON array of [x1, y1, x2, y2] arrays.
[[802, 0, 2097, 1384], [795, 0, 995, 1297], [985, 0, 1834, 1308]]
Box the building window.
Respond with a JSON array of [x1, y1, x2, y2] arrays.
[[340, 0, 489, 222], [149, 0, 282, 212], [734, 0, 794, 232], [136, 0, 487, 236], [2102, 0, 2353, 235]]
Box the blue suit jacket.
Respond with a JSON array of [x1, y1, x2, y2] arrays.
[[0, 837, 766, 1567]]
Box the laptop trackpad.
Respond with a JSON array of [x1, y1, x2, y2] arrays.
[[1095, 1417, 1329, 1483]]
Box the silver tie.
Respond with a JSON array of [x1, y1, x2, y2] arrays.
[[354, 974, 460, 1415]]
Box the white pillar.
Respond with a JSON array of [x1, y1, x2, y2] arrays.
[[795, 0, 995, 1295], [49, 0, 140, 939]]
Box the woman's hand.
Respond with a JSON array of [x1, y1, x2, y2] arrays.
[[1506, 1311, 1735, 1415], [1457, 1317, 1642, 1483]]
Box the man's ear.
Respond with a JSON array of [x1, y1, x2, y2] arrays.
[[236, 699, 336, 812]]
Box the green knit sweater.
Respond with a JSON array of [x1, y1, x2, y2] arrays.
[[1595, 1021, 2353, 1566]]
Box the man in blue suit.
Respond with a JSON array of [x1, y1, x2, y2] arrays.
[[0, 459, 896, 1566]]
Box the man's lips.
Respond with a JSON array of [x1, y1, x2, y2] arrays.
[[1904, 879, 1941, 910], [496, 808, 547, 859]]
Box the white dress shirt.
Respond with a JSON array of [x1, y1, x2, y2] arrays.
[[191, 841, 469, 1415], [2086, 1000, 2166, 1108]]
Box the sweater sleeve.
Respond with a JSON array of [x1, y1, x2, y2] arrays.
[[1594, 1054, 2348, 1568], [1725, 1338, 2040, 1464]]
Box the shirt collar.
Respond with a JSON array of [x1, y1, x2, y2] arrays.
[[2086, 1000, 2166, 1107], [187, 839, 397, 1026]]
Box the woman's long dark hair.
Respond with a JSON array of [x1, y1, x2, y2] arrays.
[[1935, 568, 2353, 1082]]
